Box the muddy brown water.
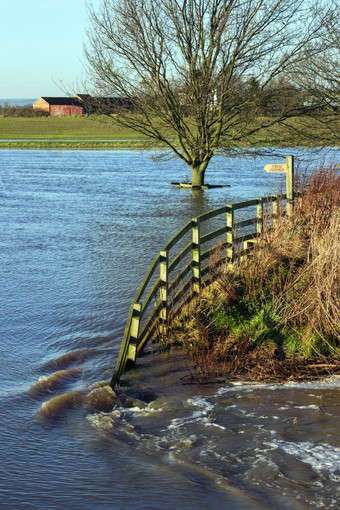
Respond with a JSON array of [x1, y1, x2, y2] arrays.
[[0, 148, 339, 510]]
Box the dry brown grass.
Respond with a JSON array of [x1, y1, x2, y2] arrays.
[[168, 164, 340, 381]]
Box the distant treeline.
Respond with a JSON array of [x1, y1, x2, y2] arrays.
[[0, 105, 48, 117], [1, 80, 338, 117]]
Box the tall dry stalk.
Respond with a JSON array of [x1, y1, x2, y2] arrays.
[[168, 164, 340, 379]]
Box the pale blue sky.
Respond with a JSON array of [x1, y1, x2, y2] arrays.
[[0, 0, 100, 98]]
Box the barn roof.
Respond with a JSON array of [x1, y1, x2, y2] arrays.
[[39, 97, 83, 106]]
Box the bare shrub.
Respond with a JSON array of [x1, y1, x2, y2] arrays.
[[295, 164, 340, 236], [282, 209, 340, 352], [169, 164, 340, 380], [3, 106, 49, 117]]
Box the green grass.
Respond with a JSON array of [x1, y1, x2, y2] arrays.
[[168, 166, 340, 380], [0, 140, 164, 150], [0, 113, 338, 149], [249, 114, 340, 147], [0, 115, 143, 141]]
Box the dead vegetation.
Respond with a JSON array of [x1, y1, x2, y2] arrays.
[[168, 164, 340, 382]]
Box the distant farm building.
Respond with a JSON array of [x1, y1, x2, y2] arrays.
[[33, 94, 134, 116], [33, 96, 85, 116]]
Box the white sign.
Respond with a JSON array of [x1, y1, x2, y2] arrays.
[[264, 163, 287, 173]]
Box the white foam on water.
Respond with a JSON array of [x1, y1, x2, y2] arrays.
[[168, 396, 229, 430], [268, 440, 340, 482], [86, 410, 122, 430], [204, 420, 228, 430], [278, 403, 330, 412], [126, 402, 165, 416], [238, 409, 281, 420], [217, 382, 271, 395], [216, 375, 340, 396], [293, 405, 320, 410], [167, 396, 215, 430], [122, 405, 149, 414], [187, 396, 215, 412]]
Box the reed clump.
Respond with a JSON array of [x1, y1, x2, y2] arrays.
[[169, 165, 340, 382]]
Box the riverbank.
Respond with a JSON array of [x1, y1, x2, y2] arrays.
[[0, 140, 163, 150], [165, 165, 340, 383]]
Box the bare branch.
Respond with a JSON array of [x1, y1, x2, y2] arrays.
[[84, 0, 334, 185]]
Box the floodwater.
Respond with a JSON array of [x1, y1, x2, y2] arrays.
[[0, 148, 339, 510]]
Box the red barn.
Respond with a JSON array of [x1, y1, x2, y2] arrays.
[[33, 97, 84, 116]]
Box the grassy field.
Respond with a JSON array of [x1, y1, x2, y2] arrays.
[[0, 115, 140, 140], [0, 114, 338, 149]]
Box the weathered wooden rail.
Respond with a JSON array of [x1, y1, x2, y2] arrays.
[[110, 156, 295, 387], [111, 205, 296, 385]]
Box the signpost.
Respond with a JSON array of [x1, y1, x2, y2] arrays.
[[263, 163, 287, 173], [264, 155, 294, 217]]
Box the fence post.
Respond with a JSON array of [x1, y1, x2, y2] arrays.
[[257, 198, 263, 235], [126, 302, 142, 365], [286, 155, 294, 217], [272, 194, 278, 218], [226, 205, 234, 265], [272, 193, 282, 228], [192, 218, 201, 293], [242, 239, 256, 262], [159, 250, 169, 335]]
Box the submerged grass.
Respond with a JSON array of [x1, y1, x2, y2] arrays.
[[167, 164, 340, 382]]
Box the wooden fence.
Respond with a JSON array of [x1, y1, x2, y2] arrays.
[[110, 190, 292, 387]]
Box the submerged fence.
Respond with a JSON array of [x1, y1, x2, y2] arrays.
[[111, 190, 294, 387]]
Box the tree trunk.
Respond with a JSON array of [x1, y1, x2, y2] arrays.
[[191, 162, 208, 187]]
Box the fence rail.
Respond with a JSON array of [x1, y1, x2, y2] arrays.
[[110, 191, 294, 387]]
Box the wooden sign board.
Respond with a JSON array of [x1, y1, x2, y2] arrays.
[[264, 163, 287, 173]]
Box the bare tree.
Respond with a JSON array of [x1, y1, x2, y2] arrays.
[[296, 0, 339, 114], [85, 0, 327, 187]]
